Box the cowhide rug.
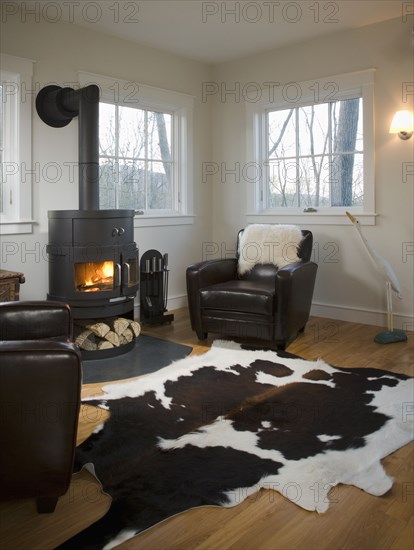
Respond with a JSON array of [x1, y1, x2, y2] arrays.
[[60, 341, 414, 550]]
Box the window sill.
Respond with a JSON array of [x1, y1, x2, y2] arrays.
[[133, 214, 195, 228], [246, 212, 378, 226], [0, 220, 36, 235]]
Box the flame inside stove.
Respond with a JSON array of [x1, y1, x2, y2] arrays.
[[75, 261, 114, 292]]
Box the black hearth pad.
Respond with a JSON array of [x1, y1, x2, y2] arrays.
[[82, 335, 192, 384]]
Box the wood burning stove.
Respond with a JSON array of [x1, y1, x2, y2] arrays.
[[46, 209, 138, 320], [36, 84, 139, 357]]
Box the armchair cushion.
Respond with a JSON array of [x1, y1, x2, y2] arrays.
[[238, 224, 303, 275], [200, 279, 276, 316]]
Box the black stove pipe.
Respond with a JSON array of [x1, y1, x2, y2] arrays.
[[36, 84, 100, 210]]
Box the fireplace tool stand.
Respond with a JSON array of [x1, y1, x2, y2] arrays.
[[140, 250, 174, 325]]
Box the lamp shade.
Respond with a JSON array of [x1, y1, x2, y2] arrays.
[[389, 110, 414, 134]]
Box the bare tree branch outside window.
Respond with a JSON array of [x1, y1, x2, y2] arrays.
[[98, 102, 173, 211], [266, 97, 363, 208]]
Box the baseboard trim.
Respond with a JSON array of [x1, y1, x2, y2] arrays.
[[133, 296, 413, 331], [311, 302, 414, 331], [134, 295, 188, 320]]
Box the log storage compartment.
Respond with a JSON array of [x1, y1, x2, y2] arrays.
[[74, 316, 141, 359]]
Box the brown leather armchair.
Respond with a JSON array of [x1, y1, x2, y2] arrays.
[[187, 229, 317, 349], [0, 301, 82, 513]]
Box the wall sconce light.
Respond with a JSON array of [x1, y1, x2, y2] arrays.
[[389, 110, 413, 140]]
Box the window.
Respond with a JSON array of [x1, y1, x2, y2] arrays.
[[0, 54, 34, 234], [267, 98, 364, 208], [79, 71, 194, 226], [99, 104, 174, 211], [247, 70, 376, 225]]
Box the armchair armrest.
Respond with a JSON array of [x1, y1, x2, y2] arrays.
[[0, 339, 82, 504], [186, 259, 238, 337], [275, 260, 318, 342], [187, 258, 238, 289], [0, 301, 73, 341]]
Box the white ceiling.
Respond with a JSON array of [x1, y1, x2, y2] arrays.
[[59, 0, 403, 64]]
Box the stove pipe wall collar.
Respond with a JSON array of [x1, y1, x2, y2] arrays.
[[36, 84, 100, 211]]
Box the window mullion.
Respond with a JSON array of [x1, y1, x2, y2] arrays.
[[263, 111, 268, 209], [328, 102, 333, 207], [265, 111, 270, 209], [2, 73, 19, 220], [295, 108, 300, 208], [145, 111, 148, 211], [173, 115, 179, 212], [115, 105, 120, 209]]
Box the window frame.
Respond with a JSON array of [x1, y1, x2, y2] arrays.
[[246, 69, 376, 225], [79, 71, 194, 227], [0, 54, 34, 235]]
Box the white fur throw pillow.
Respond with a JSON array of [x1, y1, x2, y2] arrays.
[[238, 224, 303, 275]]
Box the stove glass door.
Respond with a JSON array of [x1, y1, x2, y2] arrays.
[[74, 260, 115, 293]]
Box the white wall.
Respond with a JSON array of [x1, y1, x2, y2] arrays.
[[1, 15, 213, 310], [210, 17, 414, 329]]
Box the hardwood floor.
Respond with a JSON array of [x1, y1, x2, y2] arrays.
[[1, 309, 413, 550]]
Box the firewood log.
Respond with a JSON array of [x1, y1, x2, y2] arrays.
[[122, 328, 134, 343], [78, 336, 97, 351], [75, 320, 110, 338], [105, 330, 120, 347], [97, 340, 114, 350], [129, 320, 141, 337], [75, 329, 94, 348], [113, 317, 130, 335], [88, 322, 110, 338]]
